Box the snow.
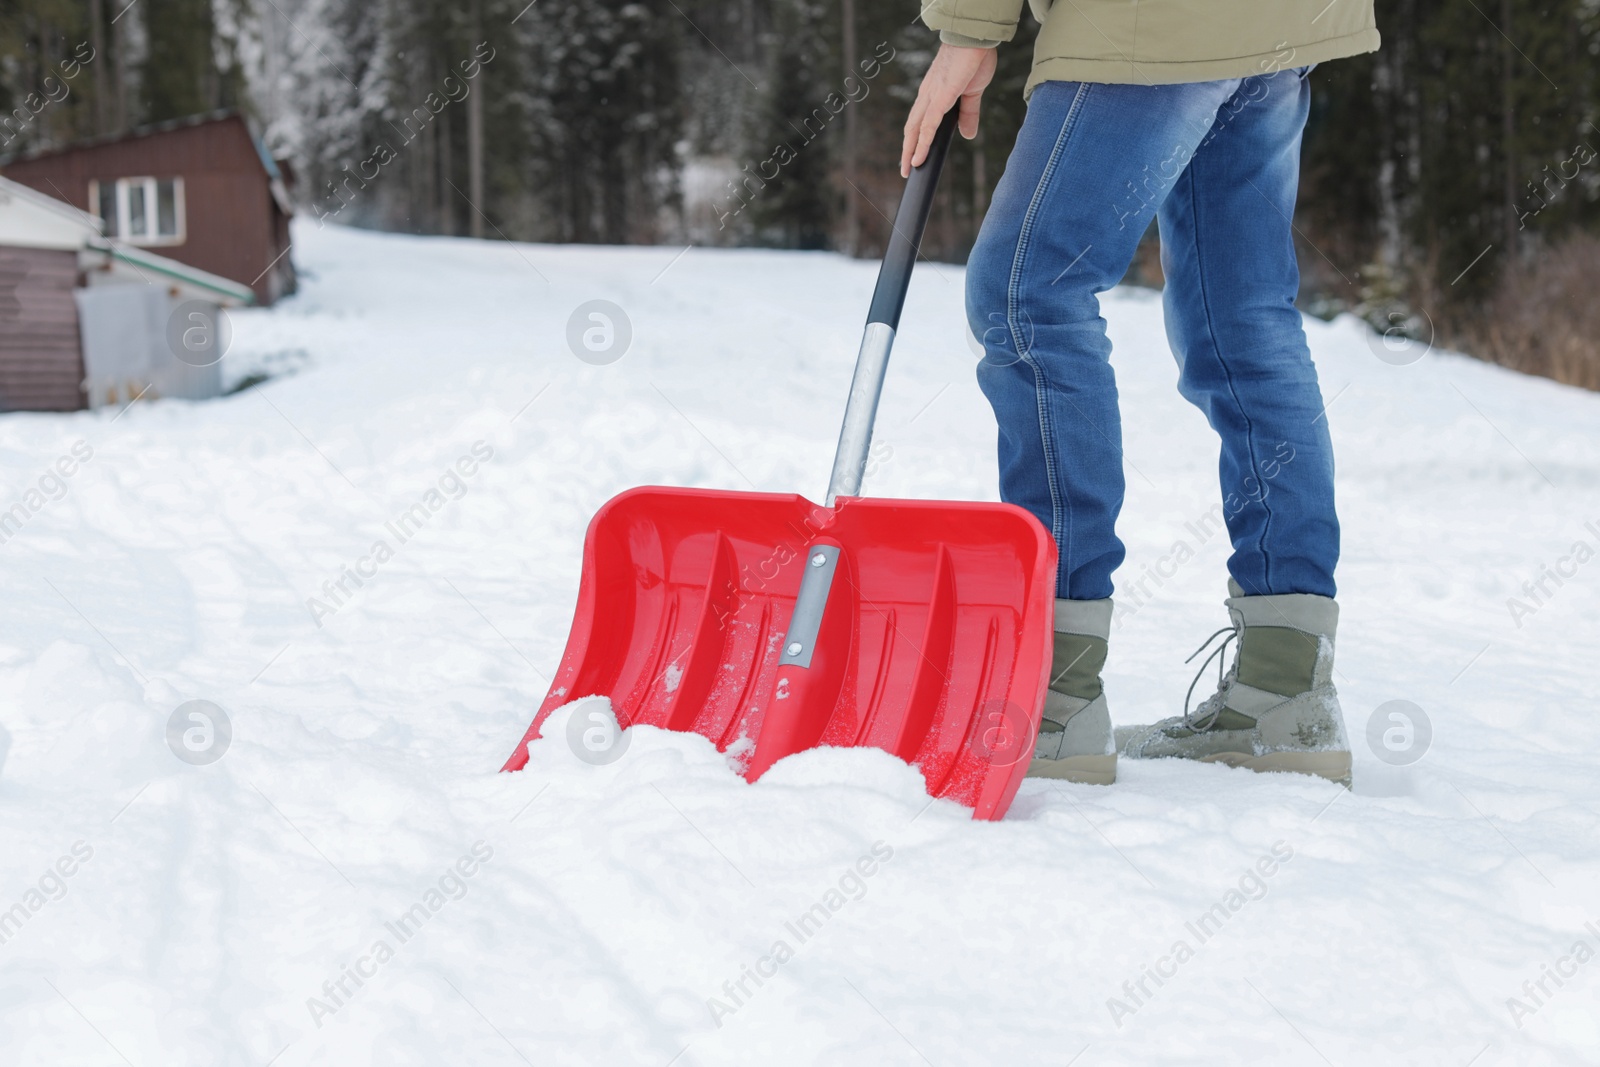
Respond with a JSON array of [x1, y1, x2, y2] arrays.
[[2, 221, 1599, 1065]]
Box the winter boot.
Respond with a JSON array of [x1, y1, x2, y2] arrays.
[[1120, 581, 1351, 786], [1028, 598, 1116, 784]]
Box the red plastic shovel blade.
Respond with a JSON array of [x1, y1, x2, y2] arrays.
[[502, 487, 1056, 820]]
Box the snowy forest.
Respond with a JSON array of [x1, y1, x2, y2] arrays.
[[2, 0, 1598, 386]]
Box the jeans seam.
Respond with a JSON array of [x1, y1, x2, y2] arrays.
[[1008, 82, 1091, 594], [1183, 163, 1275, 590]]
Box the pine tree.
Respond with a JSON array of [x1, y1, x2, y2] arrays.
[[141, 0, 245, 121], [1301, 0, 1599, 311], [517, 0, 684, 243], [746, 0, 835, 249], [0, 0, 118, 152]]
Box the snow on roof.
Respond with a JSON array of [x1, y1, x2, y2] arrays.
[[0, 175, 254, 305], [80, 244, 257, 306], [0, 174, 103, 250]]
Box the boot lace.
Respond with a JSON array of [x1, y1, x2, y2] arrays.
[[1182, 626, 1237, 731]]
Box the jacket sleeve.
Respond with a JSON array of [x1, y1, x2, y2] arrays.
[[920, 0, 1026, 46]]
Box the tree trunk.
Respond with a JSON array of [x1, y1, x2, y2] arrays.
[[88, 0, 110, 135], [1501, 0, 1517, 258], [109, 5, 128, 131], [438, 89, 454, 236], [468, 0, 485, 238], [841, 0, 858, 255]]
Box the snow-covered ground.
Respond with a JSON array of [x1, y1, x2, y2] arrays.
[[2, 221, 1599, 1066]]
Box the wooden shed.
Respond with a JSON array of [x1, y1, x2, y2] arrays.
[[0, 111, 295, 306], [0, 175, 254, 413], [0, 182, 91, 410]]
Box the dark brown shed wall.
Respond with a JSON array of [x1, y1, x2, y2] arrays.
[[1, 115, 290, 304], [0, 246, 84, 412]]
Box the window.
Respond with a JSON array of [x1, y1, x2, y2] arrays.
[[89, 177, 184, 246]]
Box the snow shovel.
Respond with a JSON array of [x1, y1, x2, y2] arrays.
[[502, 110, 1056, 820]]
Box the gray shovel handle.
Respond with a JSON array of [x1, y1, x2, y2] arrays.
[[824, 108, 959, 506]]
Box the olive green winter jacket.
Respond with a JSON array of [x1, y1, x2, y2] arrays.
[[924, 0, 1379, 92]]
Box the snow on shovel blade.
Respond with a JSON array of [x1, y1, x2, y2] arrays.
[[502, 486, 1056, 820]]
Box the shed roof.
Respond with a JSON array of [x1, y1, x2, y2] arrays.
[[0, 110, 278, 175], [0, 175, 254, 305], [0, 175, 103, 250], [0, 110, 295, 217]]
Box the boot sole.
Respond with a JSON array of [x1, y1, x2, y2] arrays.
[[1026, 753, 1117, 785], [1198, 749, 1352, 787]]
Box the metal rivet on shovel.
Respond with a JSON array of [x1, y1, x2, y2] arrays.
[[779, 544, 839, 670]]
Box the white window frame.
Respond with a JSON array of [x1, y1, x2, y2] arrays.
[[88, 176, 186, 247]]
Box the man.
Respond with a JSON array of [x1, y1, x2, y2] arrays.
[[901, 0, 1377, 786]]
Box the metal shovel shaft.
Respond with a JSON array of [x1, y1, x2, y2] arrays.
[[824, 109, 960, 506]]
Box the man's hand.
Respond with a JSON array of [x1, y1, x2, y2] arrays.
[[900, 43, 998, 177]]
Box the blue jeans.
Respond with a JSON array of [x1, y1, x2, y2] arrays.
[[969, 69, 1338, 602]]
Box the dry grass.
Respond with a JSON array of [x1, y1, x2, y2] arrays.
[[1471, 233, 1600, 392]]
